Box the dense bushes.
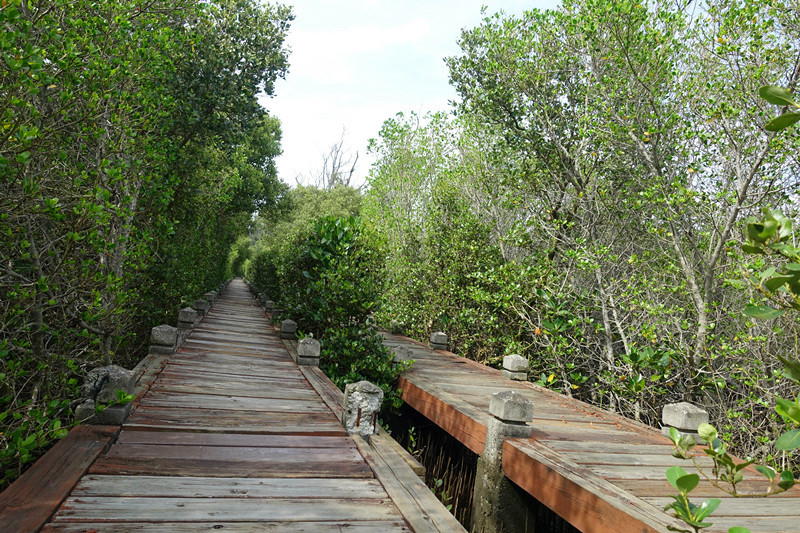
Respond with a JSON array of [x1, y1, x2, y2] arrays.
[[247, 190, 409, 410], [363, 0, 800, 466], [0, 0, 292, 489]]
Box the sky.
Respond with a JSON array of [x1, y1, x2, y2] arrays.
[[259, 0, 561, 188]]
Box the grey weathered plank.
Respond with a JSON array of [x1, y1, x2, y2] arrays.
[[42, 520, 411, 532], [353, 435, 466, 533], [52, 497, 405, 522], [72, 475, 388, 499]]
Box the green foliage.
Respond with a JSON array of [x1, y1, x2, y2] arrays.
[[664, 465, 721, 532], [0, 0, 292, 489], [278, 215, 410, 410], [247, 188, 409, 413]]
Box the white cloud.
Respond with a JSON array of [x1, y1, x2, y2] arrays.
[[264, 0, 561, 187]]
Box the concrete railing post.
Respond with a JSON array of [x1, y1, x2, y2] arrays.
[[204, 290, 217, 303], [74, 365, 136, 425], [193, 298, 210, 316], [502, 354, 529, 381], [430, 331, 448, 350], [472, 390, 535, 533], [280, 319, 297, 339], [177, 307, 198, 330], [341, 381, 384, 442], [295, 337, 320, 366], [149, 324, 177, 356], [662, 402, 709, 440]]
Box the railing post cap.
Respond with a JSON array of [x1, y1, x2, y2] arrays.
[[490, 390, 534, 423], [502, 354, 528, 372], [298, 337, 321, 357], [662, 402, 709, 430], [150, 324, 177, 346], [430, 331, 448, 344]]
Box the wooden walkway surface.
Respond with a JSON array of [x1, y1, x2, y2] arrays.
[[386, 334, 800, 533], [1, 280, 462, 532]]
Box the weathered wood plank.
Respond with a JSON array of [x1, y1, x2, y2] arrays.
[[104, 443, 363, 463], [353, 435, 466, 532], [115, 430, 353, 448], [138, 392, 331, 413], [150, 380, 319, 400], [642, 497, 800, 516], [72, 475, 388, 499], [42, 520, 411, 532], [612, 478, 800, 498], [52, 497, 405, 523], [0, 425, 119, 533], [298, 365, 426, 479], [125, 406, 344, 434], [89, 454, 374, 478]]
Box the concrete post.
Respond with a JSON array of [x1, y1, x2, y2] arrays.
[[502, 354, 529, 381], [280, 319, 298, 339], [177, 307, 198, 330], [472, 390, 535, 533], [662, 402, 709, 440], [74, 365, 136, 425], [341, 381, 384, 442], [430, 331, 448, 350], [263, 299, 276, 312], [193, 298, 210, 316], [204, 290, 217, 302], [296, 337, 320, 366], [149, 324, 177, 356]]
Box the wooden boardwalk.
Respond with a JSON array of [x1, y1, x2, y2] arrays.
[[1, 280, 462, 532], [385, 334, 800, 533]]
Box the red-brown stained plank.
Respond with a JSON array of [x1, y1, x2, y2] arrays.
[[502, 439, 682, 533], [397, 375, 487, 455], [0, 425, 119, 533]]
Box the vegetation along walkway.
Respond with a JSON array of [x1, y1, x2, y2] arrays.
[[0, 280, 462, 532], [385, 334, 800, 533]]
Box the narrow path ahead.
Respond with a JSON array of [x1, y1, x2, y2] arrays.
[[36, 280, 461, 532]]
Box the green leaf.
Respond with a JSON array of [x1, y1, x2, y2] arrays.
[[764, 275, 794, 292], [760, 86, 798, 107], [693, 498, 720, 522], [727, 527, 751, 533], [775, 397, 800, 425], [676, 473, 700, 494], [775, 429, 800, 451], [766, 112, 800, 131], [666, 466, 689, 491], [741, 244, 764, 254], [754, 464, 776, 481], [776, 354, 800, 383], [743, 304, 783, 320], [778, 470, 795, 490]]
